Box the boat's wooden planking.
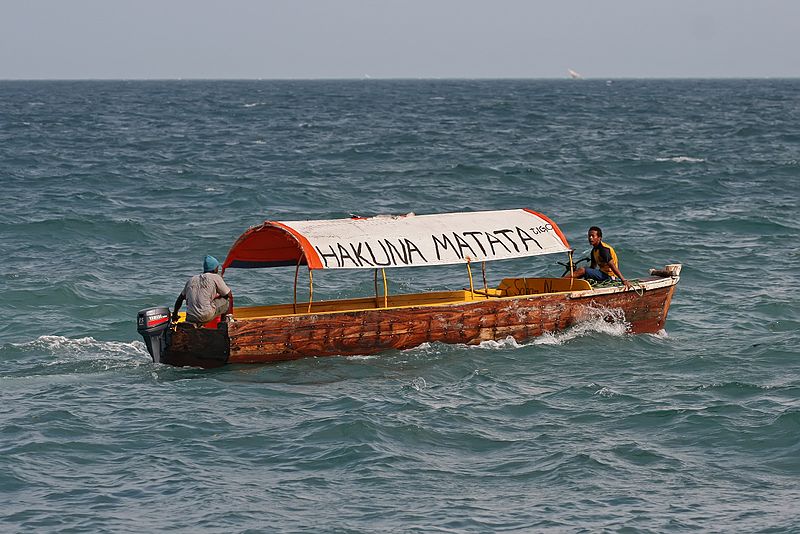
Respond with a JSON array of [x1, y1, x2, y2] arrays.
[[224, 282, 676, 364], [164, 275, 678, 367]]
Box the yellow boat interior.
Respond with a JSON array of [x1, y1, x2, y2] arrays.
[[174, 277, 594, 323]]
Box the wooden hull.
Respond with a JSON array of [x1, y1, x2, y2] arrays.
[[163, 276, 678, 368]]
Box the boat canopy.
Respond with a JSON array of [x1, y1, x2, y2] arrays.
[[221, 209, 571, 271]]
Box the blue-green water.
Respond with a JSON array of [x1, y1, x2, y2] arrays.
[[1, 79, 799, 532]]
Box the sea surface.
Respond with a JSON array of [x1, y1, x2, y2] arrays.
[[1, 79, 799, 532]]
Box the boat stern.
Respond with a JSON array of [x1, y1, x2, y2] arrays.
[[136, 306, 172, 363], [136, 306, 230, 367]]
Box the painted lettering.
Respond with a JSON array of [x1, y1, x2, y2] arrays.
[[337, 243, 359, 267], [452, 233, 477, 259], [484, 232, 510, 254], [365, 241, 391, 266], [383, 239, 409, 265], [530, 223, 554, 235], [315, 245, 342, 268], [515, 226, 541, 250], [493, 229, 520, 252], [404, 239, 427, 264], [349, 242, 374, 267], [432, 234, 458, 260], [462, 231, 488, 256]]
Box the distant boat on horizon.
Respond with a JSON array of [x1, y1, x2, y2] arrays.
[[568, 69, 583, 80]]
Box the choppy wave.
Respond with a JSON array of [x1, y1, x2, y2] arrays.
[[2, 79, 799, 532], [1, 216, 153, 243]]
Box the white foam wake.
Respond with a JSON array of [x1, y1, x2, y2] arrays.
[[475, 306, 630, 349], [475, 336, 523, 350], [398, 306, 631, 356], [655, 156, 706, 163], [12, 335, 149, 359], [534, 314, 629, 346]]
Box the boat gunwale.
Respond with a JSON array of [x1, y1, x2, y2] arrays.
[[226, 275, 680, 322]]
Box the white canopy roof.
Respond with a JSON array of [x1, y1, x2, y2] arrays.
[[223, 209, 571, 271]]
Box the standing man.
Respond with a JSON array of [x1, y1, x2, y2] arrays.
[[564, 226, 631, 288], [172, 255, 232, 323]]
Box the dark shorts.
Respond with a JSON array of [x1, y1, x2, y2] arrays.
[[582, 268, 612, 282]]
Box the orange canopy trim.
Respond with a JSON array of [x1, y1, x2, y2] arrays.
[[221, 222, 322, 271], [222, 209, 571, 272]]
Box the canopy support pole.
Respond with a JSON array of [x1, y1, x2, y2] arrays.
[[466, 259, 475, 298], [568, 250, 574, 290], [308, 268, 314, 313], [374, 269, 379, 308], [293, 257, 302, 314], [381, 268, 388, 308], [481, 261, 488, 298]]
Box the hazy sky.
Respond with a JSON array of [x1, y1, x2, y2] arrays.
[[2, 0, 799, 79]]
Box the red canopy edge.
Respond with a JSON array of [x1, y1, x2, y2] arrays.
[[221, 221, 322, 273], [522, 208, 571, 250]]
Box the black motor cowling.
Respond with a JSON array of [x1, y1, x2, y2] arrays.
[[137, 306, 172, 363]]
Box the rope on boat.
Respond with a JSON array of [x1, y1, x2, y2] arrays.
[[591, 278, 645, 296], [631, 280, 645, 297]]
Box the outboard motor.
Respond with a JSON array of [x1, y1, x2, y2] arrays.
[[137, 306, 172, 363]]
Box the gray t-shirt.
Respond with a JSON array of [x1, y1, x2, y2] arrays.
[[181, 272, 231, 322]]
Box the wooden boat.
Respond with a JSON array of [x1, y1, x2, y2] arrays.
[[137, 209, 680, 367]]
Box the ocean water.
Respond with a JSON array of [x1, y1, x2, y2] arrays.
[[1, 79, 799, 532]]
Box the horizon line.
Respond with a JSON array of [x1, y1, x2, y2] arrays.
[[1, 76, 799, 82]]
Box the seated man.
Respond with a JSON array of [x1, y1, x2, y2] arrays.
[[172, 255, 233, 324], [564, 226, 631, 287]]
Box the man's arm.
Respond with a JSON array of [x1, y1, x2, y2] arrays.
[[172, 294, 185, 321], [215, 277, 234, 316], [608, 261, 631, 288], [214, 275, 232, 299]]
